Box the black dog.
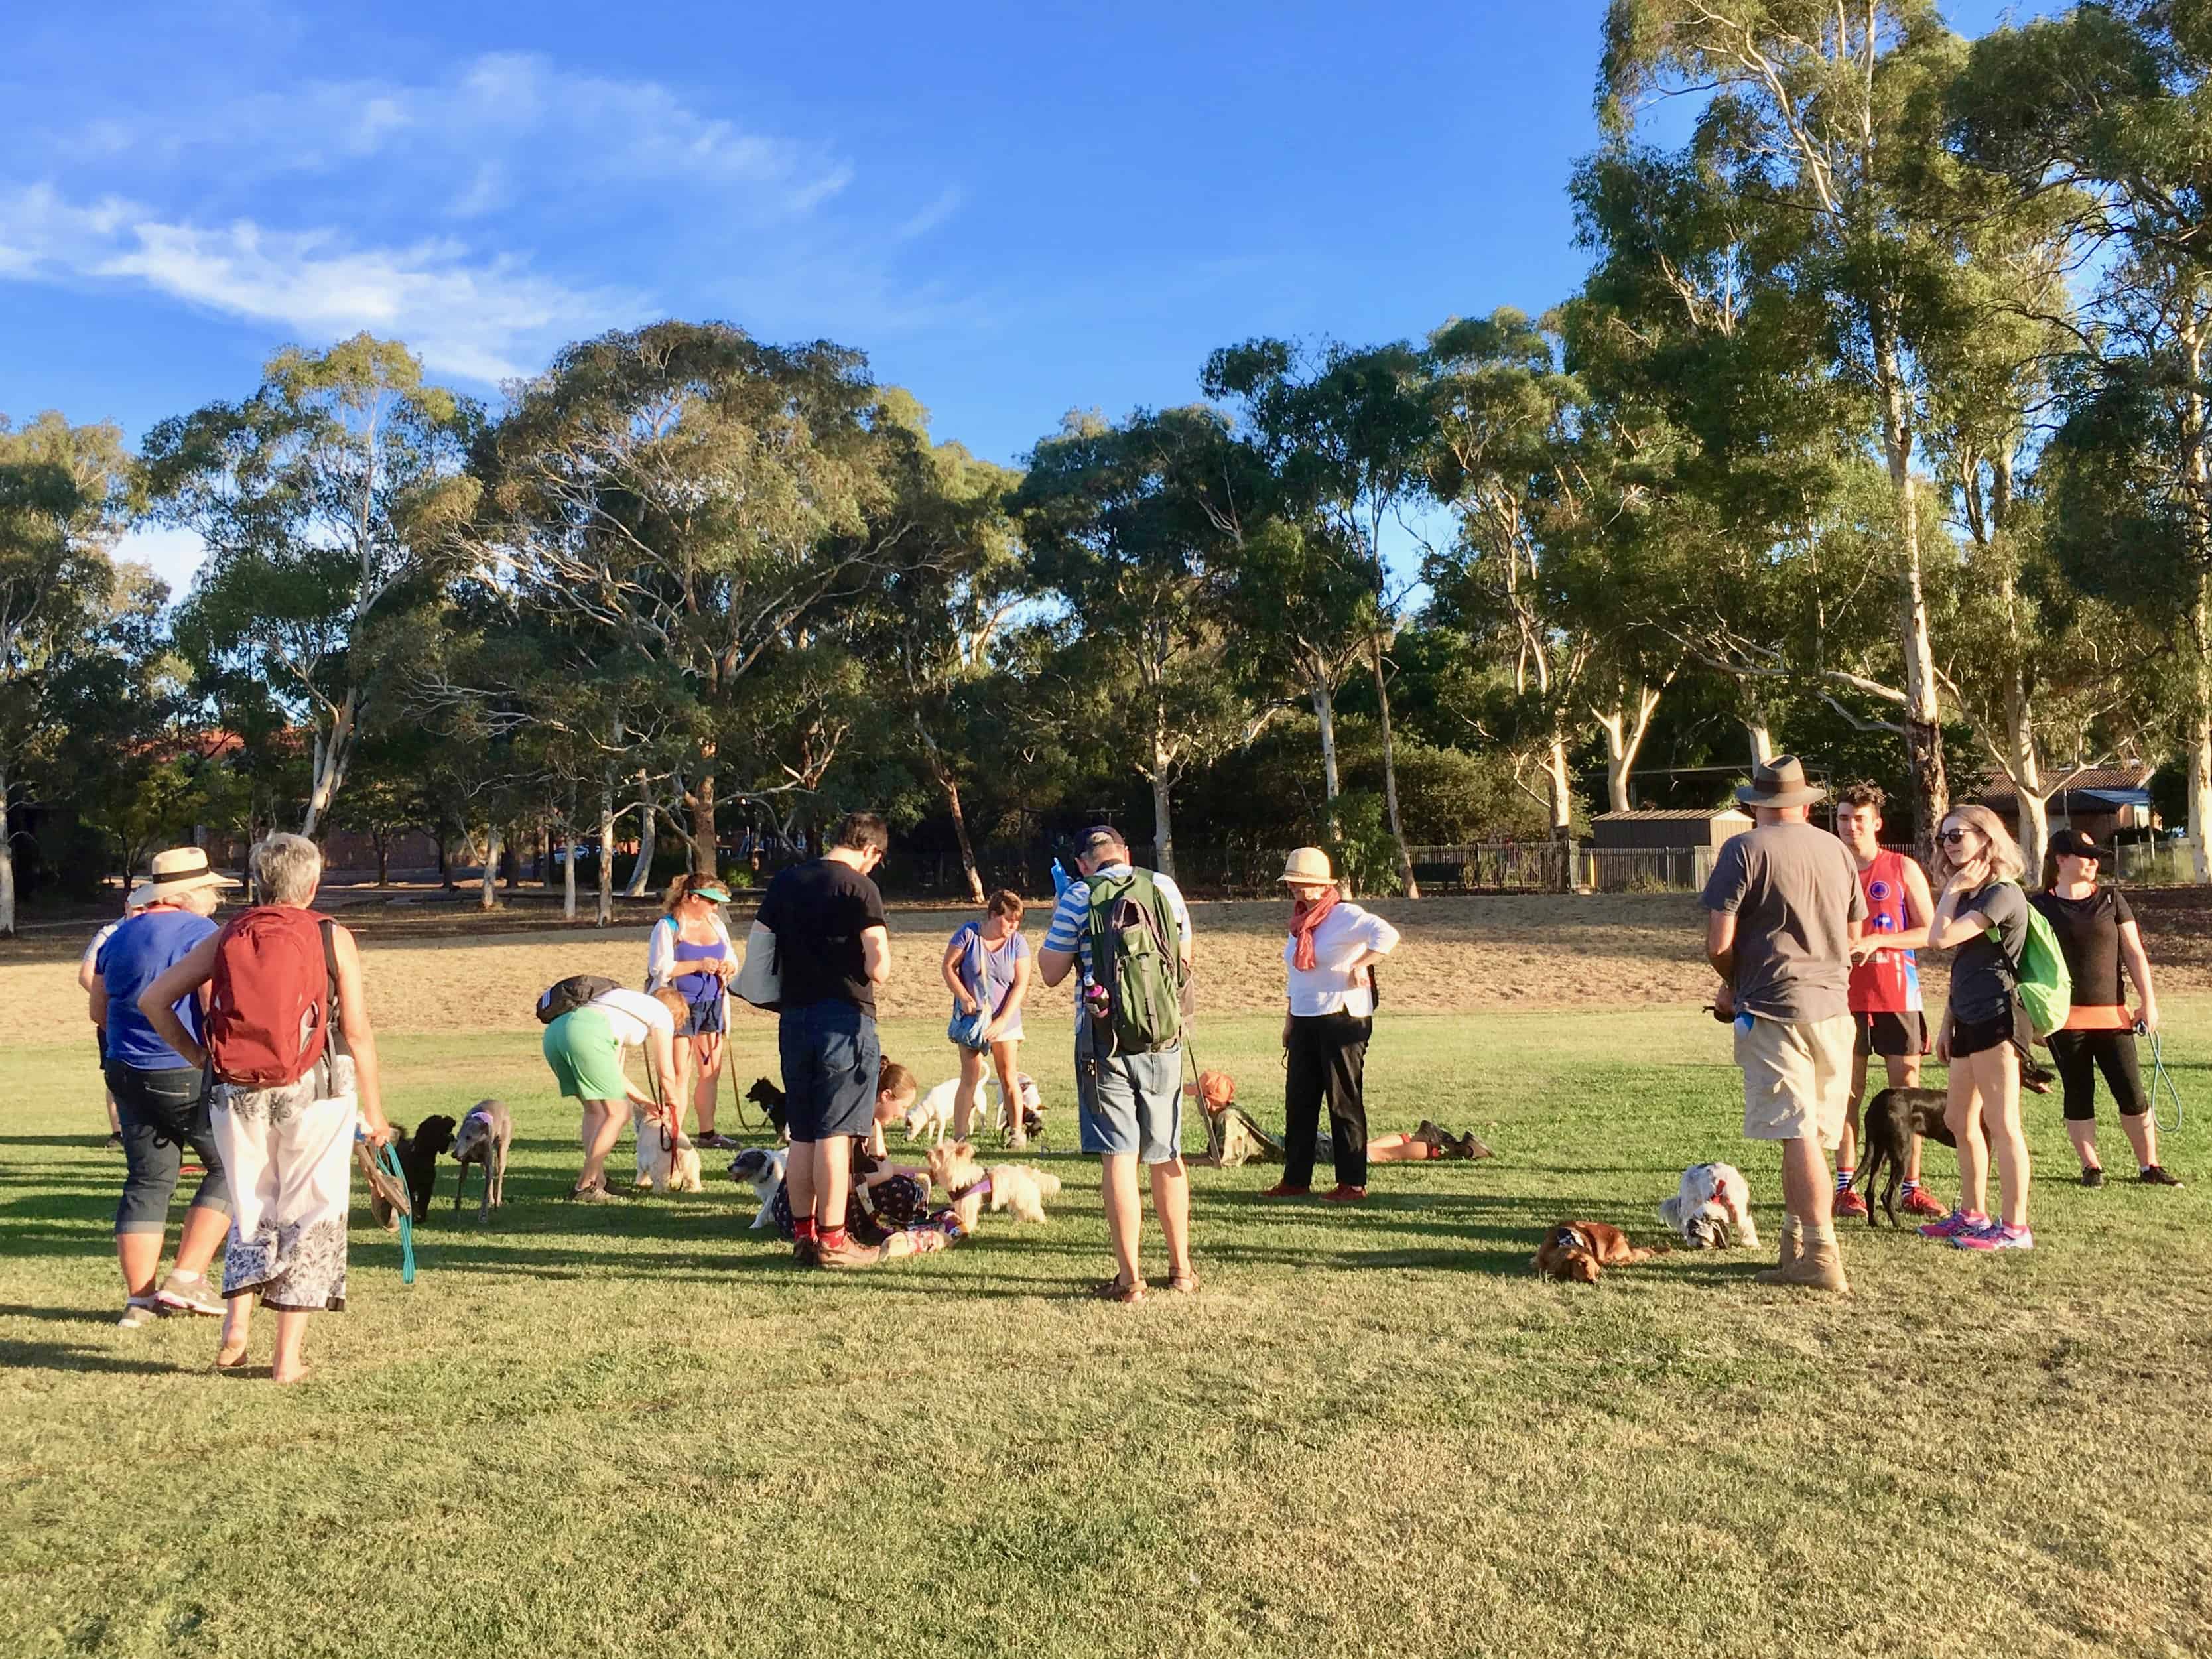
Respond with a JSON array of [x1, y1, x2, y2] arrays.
[[746, 1077, 789, 1136], [1858, 1088, 1955, 1228], [393, 1114, 456, 1223]]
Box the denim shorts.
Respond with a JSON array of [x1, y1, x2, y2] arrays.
[[107, 1061, 229, 1233], [778, 1000, 879, 1142], [1076, 1023, 1185, 1164]]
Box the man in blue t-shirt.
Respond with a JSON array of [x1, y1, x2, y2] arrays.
[[86, 847, 240, 1327]]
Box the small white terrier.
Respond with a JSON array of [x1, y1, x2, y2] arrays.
[[1658, 1161, 1757, 1249]]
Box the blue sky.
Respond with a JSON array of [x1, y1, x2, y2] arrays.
[[3, 0, 2051, 591]]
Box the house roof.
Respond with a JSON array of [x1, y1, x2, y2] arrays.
[[1593, 807, 1752, 821], [1974, 763, 2153, 811]]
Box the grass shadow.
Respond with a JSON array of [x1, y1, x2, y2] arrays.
[[0, 1337, 189, 1376]]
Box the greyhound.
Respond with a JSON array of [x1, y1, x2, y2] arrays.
[[451, 1099, 513, 1221]]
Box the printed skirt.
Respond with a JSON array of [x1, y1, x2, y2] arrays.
[[212, 1057, 358, 1313]]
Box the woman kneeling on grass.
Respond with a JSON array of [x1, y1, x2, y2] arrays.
[[768, 1062, 961, 1264], [1922, 806, 2036, 1253], [543, 985, 688, 1201]]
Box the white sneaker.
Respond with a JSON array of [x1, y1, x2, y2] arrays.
[[156, 1272, 224, 1317], [118, 1297, 159, 1328]]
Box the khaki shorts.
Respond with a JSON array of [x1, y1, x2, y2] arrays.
[[1734, 1012, 1853, 1148]]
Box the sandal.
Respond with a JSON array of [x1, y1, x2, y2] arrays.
[[1165, 1273, 1200, 1295], [215, 1343, 250, 1370], [1092, 1277, 1146, 1305]]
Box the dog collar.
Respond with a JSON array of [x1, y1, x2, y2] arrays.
[[1551, 1225, 1590, 1254]]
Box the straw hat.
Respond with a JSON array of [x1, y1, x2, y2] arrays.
[[128, 846, 242, 907], [1279, 847, 1339, 888], [1734, 755, 1827, 810]]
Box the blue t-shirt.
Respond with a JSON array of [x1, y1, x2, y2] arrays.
[[96, 908, 218, 1071]]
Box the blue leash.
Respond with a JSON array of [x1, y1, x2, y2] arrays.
[[363, 1132, 418, 1286]]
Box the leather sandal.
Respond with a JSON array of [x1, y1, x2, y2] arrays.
[[1093, 1277, 1145, 1304]]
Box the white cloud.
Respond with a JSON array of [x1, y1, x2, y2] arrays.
[[0, 182, 641, 382], [113, 525, 208, 597], [80, 51, 852, 222]]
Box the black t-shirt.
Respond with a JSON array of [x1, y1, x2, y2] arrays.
[[2031, 886, 2136, 1008], [757, 858, 889, 1014]]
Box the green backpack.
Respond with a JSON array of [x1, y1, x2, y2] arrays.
[[2003, 902, 2073, 1039], [1083, 867, 1186, 1053]]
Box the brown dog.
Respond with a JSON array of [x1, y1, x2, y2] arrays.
[[1531, 1220, 1656, 1284]]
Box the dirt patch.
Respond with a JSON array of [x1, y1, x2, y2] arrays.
[[13, 888, 2207, 1046]]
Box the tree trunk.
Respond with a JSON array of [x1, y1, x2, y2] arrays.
[[299, 688, 359, 838], [0, 763, 15, 938], [1150, 750, 1177, 883], [1876, 324, 1949, 867], [562, 825, 579, 921], [2003, 689, 2048, 864], [1312, 671, 1343, 841], [479, 823, 502, 912], [504, 827, 520, 889], [1596, 683, 1665, 816], [434, 830, 452, 890], [623, 772, 657, 897], [597, 767, 617, 927], [375, 837, 390, 888], [1544, 737, 1575, 894], [1746, 716, 1777, 766], [689, 746, 718, 879], [1370, 634, 1420, 899], [943, 771, 985, 904]]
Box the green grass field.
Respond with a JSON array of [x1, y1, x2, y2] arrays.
[[6, 1006, 2212, 1658]]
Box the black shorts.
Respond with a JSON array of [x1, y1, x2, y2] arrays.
[[1854, 1010, 1925, 1059], [2046, 1028, 2148, 1122], [1949, 1010, 2016, 1059]]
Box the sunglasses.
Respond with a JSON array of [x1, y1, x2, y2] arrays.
[[1936, 829, 1977, 845]]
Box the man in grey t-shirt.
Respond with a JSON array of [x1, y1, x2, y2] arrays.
[[1700, 756, 1866, 1294]]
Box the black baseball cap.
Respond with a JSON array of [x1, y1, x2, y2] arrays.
[[2048, 828, 2111, 862], [1076, 825, 1126, 857]]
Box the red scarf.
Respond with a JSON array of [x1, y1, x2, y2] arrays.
[[1289, 891, 1340, 972]]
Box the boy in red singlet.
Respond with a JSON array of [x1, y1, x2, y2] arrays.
[[1833, 783, 1943, 1219]]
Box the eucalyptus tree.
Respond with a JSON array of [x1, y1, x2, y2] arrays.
[[1953, 2, 2212, 873], [466, 321, 909, 876], [1013, 407, 1266, 880], [0, 413, 134, 933], [1201, 340, 1432, 892], [1599, 1, 1971, 855], [145, 335, 480, 838]]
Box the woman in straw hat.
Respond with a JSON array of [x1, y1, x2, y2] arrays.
[[1257, 848, 1403, 1203], [84, 847, 241, 1328]]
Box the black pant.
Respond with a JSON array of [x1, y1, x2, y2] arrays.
[[1283, 1012, 1372, 1189], [2047, 1028, 2148, 1122], [106, 1061, 228, 1234]]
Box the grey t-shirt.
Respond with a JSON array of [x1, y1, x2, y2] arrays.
[[1700, 822, 1867, 1022], [1949, 880, 2028, 1024]]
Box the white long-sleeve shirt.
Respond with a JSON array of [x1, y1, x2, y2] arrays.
[[1283, 904, 1401, 1018]]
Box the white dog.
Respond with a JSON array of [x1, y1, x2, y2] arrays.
[[990, 1073, 1043, 1135], [1658, 1161, 1758, 1250], [904, 1077, 963, 1145], [633, 1106, 703, 1195], [727, 1146, 789, 1228]]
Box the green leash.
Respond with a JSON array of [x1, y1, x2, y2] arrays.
[[371, 1136, 418, 1285]]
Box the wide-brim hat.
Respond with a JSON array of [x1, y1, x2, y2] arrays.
[[1736, 755, 1827, 810], [2048, 827, 2113, 863], [1279, 846, 1338, 887], [128, 846, 242, 906]]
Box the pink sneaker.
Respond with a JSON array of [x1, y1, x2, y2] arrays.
[[1954, 1222, 2034, 1252], [1918, 1209, 1986, 1240]]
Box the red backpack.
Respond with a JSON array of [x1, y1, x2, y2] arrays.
[[205, 907, 338, 1087]]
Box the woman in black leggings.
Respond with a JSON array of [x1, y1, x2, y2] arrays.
[[2030, 829, 2181, 1188]]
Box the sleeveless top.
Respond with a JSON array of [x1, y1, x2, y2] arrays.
[[1848, 850, 1922, 1014], [669, 929, 729, 1005]]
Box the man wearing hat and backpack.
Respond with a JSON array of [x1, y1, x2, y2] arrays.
[[85, 847, 241, 1327], [1038, 826, 1197, 1303], [1700, 758, 1866, 1293]]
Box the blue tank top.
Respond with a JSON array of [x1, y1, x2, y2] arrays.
[[671, 931, 728, 1004]]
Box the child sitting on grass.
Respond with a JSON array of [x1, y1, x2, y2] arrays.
[[769, 1061, 963, 1262]]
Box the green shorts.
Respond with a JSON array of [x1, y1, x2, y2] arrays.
[[543, 1007, 629, 1103]]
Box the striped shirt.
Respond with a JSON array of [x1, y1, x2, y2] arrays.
[[1041, 864, 1193, 989]]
